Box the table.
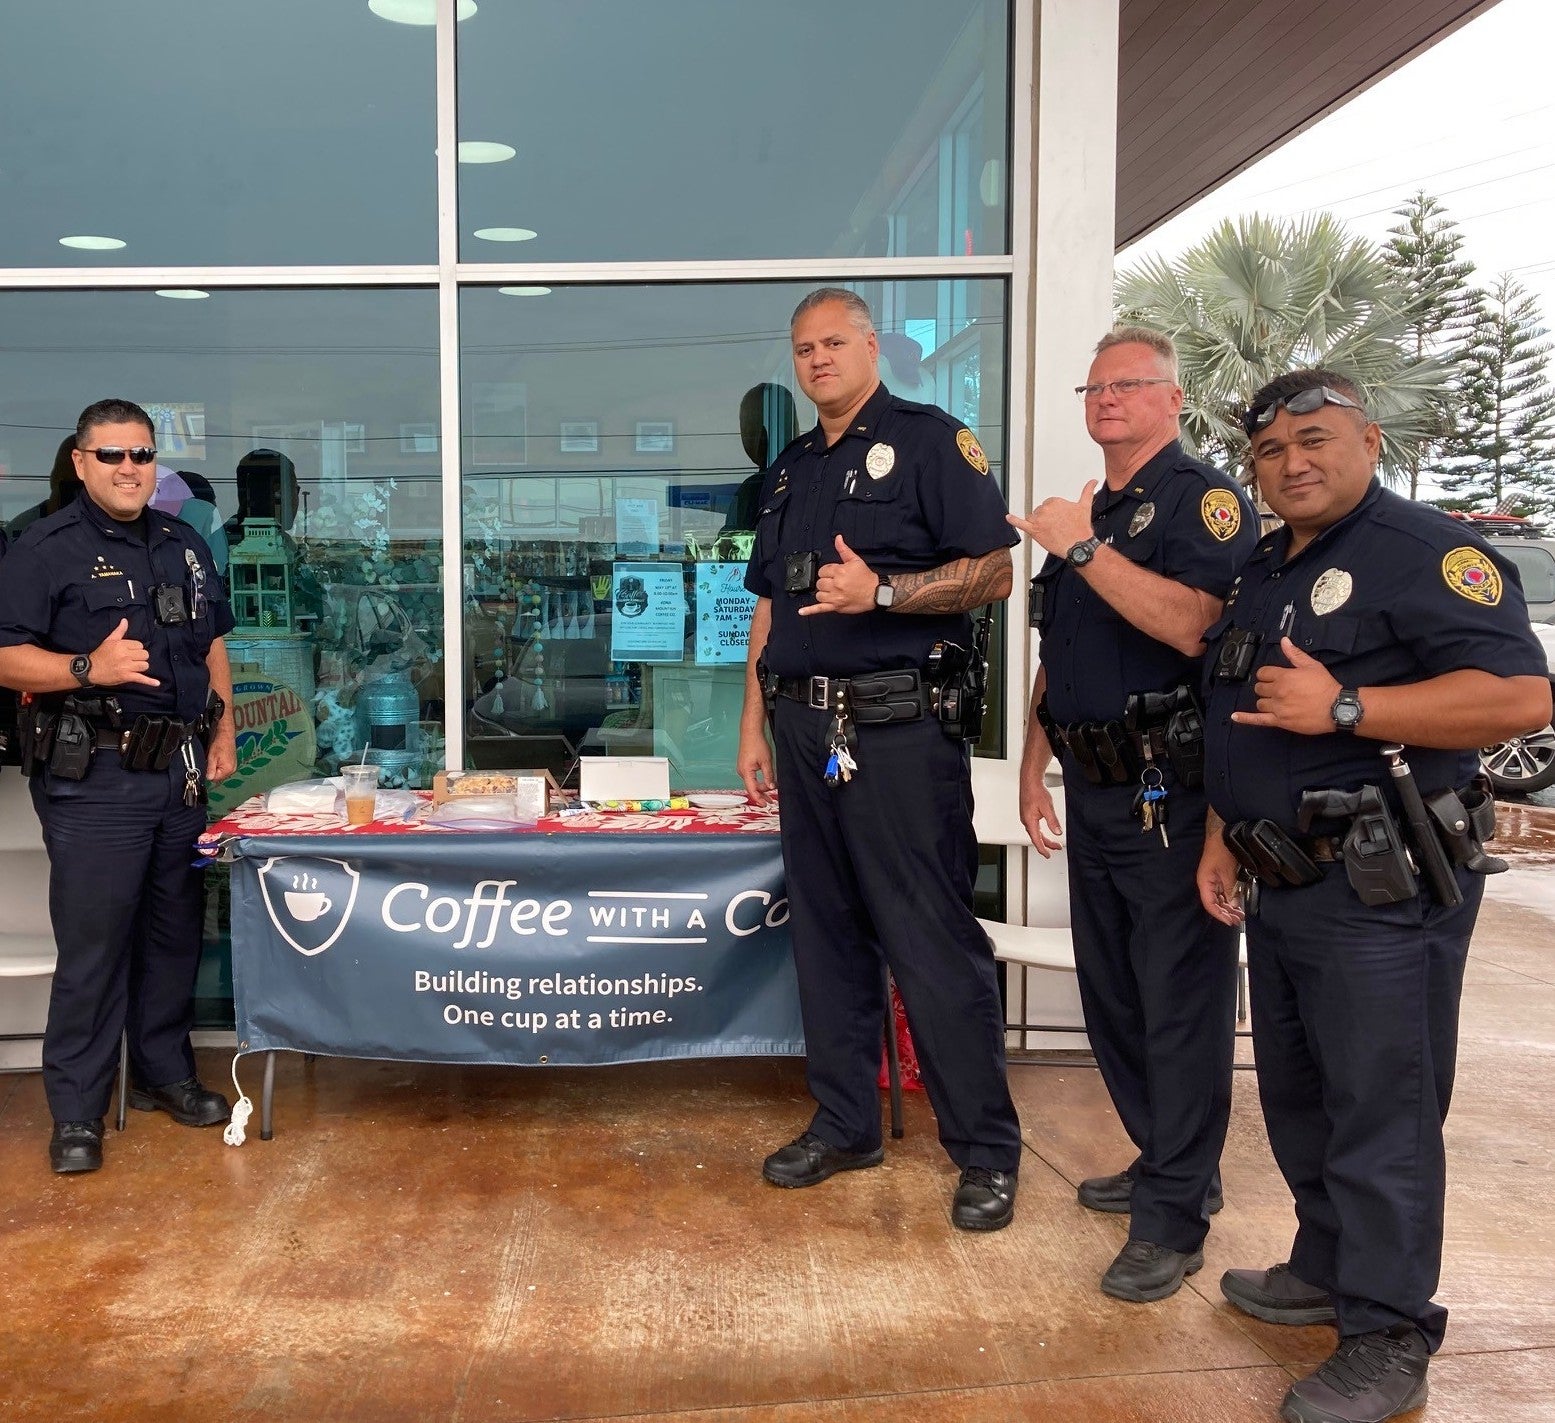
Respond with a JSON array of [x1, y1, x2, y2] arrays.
[[204, 794, 805, 1137]]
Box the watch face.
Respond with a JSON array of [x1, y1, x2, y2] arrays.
[[1068, 539, 1097, 567], [1333, 693, 1363, 729], [874, 580, 894, 608]]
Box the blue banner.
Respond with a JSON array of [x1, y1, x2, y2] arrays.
[[230, 833, 803, 1066]]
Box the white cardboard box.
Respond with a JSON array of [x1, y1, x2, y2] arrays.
[[579, 755, 671, 804]]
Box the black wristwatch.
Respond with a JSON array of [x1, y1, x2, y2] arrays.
[[69, 653, 93, 689], [1066, 536, 1100, 568], [1331, 688, 1364, 732], [873, 573, 895, 609]]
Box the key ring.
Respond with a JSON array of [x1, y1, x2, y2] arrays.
[[1139, 765, 1163, 790]]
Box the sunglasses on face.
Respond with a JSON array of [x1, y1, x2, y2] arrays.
[[79, 446, 158, 466], [1240, 386, 1363, 438]]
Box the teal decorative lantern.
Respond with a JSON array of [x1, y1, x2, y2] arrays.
[[228, 519, 295, 633]]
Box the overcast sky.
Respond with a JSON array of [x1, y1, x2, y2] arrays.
[[1121, 0, 1555, 354]]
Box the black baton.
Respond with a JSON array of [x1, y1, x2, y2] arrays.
[[1380, 744, 1463, 908]]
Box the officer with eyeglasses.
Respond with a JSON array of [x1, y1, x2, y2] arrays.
[[1008, 326, 1256, 1304], [1195, 369, 1550, 1423], [0, 399, 239, 1175]]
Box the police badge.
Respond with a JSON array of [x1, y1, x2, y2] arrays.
[[865, 442, 895, 479], [1309, 567, 1352, 615], [1128, 502, 1155, 539]]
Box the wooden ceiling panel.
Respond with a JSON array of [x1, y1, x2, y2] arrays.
[[1116, 0, 1502, 247]]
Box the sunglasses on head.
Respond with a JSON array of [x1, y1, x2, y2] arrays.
[[79, 445, 157, 466], [1241, 386, 1363, 438]]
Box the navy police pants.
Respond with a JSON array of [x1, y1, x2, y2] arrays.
[[1063, 768, 1238, 1252], [1249, 863, 1481, 1351], [772, 702, 1022, 1172], [31, 752, 208, 1122]]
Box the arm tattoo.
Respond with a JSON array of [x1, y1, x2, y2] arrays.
[[889, 549, 1012, 614]]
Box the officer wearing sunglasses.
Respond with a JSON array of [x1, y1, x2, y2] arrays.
[[1196, 369, 1550, 1423], [0, 398, 240, 1175]]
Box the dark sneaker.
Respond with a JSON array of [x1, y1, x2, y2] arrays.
[[1077, 1168, 1223, 1215], [1222, 1262, 1337, 1326], [49, 1119, 105, 1174], [951, 1167, 1017, 1231], [1280, 1325, 1429, 1423], [128, 1077, 230, 1127], [1101, 1239, 1205, 1302], [761, 1132, 884, 1188]]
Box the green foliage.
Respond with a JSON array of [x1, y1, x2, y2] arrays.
[[1381, 192, 1480, 498], [1438, 274, 1555, 512], [1116, 212, 1450, 483]]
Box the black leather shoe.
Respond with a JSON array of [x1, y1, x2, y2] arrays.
[[49, 1119, 105, 1174], [1280, 1325, 1429, 1423], [762, 1132, 883, 1188], [1101, 1239, 1205, 1302], [951, 1167, 1017, 1231], [1222, 1262, 1338, 1326], [1077, 1168, 1223, 1215], [129, 1077, 230, 1127]]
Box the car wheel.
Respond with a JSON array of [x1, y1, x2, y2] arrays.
[[1481, 723, 1555, 796]]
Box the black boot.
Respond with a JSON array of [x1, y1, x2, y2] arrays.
[[1280, 1325, 1429, 1423]]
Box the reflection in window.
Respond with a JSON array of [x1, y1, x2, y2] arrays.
[[459, 280, 1009, 789], [458, 1, 1009, 262], [0, 289, 445, 803], [0, 4, 435, 266]]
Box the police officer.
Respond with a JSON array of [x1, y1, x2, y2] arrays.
[[0, 399, 239, 1175], [1196, 370, 1550, 1423], [737, 288, 1023, 1230], [1009, 327, 1256, 1302]]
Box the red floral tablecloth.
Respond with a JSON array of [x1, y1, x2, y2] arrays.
[[200, 790, 781, 847]]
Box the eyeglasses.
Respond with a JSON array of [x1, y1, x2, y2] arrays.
[[1074, 378, 1174, 400], [79, 446, 157, 466], [1241, 386, 1363, 438]]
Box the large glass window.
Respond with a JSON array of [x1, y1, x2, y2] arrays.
[[0, 4, 436, 266], [457, 1, 1010, 261], [458, 279, 1007, 788]]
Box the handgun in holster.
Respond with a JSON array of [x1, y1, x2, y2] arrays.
[[195, 690, 226, 741], [755, 655, 776, 716], [1297, 784, 1417, 906], [1423, 777, 1507, 876], [48, 710, 94, 780], [1222, 819, 1322, 888], [1034, 695, 1065, 756]]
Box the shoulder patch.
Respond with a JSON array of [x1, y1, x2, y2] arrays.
[[1200, 489, 1241, 541], [956, 428, 989, 475], [1441, 546, 1502, 606]]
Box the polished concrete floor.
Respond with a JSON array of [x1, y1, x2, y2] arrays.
[[3, 827, 1553, 1421]]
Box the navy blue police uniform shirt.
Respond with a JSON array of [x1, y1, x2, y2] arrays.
[[744, 383, 1017, 679], [1203, 482, 1547, 830], [1034, 440, 1256, 724], [0, 492, 233, 724]]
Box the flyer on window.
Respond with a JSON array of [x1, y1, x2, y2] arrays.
[[609, 563, 686, 663]]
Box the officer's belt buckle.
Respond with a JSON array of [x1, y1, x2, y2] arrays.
[[807, 675, 836, 710]]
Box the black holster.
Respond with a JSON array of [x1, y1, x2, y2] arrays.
[[1222, 819, 1323, 888], [1297, 783, 1417, 906]]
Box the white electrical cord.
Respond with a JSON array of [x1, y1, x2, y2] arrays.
[[223, 1055, 253, 1147]]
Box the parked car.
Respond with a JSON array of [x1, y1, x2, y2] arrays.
[[1480, 620, 1555, 796]]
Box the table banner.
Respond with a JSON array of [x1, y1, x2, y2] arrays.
[[231, 832, 804, 1066]]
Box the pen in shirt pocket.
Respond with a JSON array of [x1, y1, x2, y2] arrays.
[[1278, 602, 1295, 636]]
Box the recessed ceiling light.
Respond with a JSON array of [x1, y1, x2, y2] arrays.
[[458, 141, 515, 164], [498, 286, 551, 297], [58, 234, 126, 251], [368, 0, 476, 25], [155, 289, 210, 300], [474, 227, 537, 243]]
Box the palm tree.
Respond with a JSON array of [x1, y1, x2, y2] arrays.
[[1116, 213, 1450, 485]]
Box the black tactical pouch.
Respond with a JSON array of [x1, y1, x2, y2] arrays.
[[122, 715, 185, 772], [1424, 780, 1507, 875], [48, 712, 93, 780], [1223, 819, 1323, 888]]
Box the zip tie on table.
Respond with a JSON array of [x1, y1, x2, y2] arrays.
[[223, 1055, 253, 1147]]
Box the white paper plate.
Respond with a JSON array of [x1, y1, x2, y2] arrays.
[[688, 793, 748, 810]]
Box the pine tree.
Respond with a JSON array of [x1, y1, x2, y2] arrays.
[[1381, 192, 1478, 499], [1439, 275, 1555, 515]]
